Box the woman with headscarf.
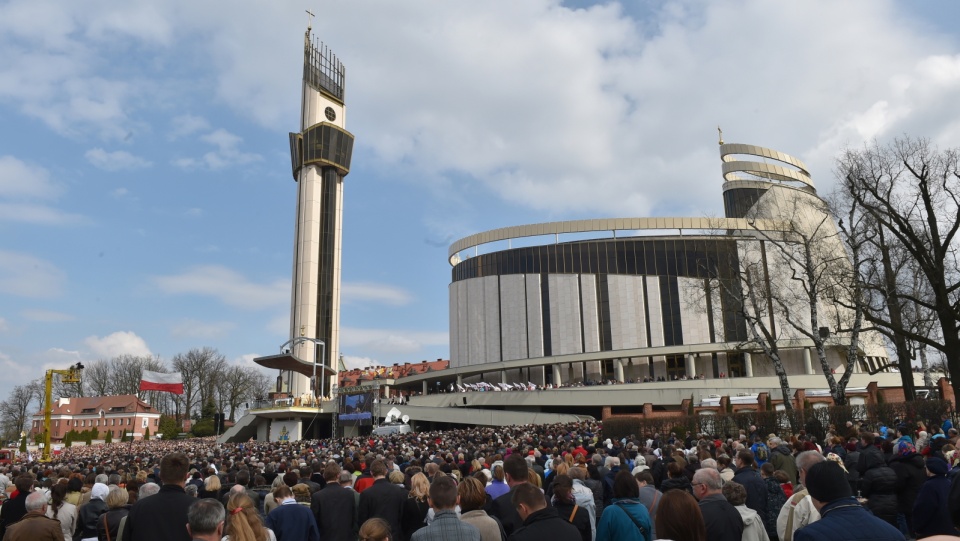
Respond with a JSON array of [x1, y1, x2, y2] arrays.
[[888, 441, 925, 537], [74, 482, 109, 541]]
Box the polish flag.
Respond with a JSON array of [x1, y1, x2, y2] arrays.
[[140, 371, 184, 394]]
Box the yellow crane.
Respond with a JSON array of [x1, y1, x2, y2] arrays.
[[42, 363, 84, 462]]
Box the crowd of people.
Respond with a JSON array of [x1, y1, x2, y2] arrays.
[[0, 417, 956, 541]]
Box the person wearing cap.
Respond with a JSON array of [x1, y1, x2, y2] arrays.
[[912, 456, 954, 538], [793, 461, 904, 541]]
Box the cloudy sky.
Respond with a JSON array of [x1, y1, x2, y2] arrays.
[[2, 0, 959, 398]]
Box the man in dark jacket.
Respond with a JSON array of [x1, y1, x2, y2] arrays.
[[888, 441, 925, 537], [510, 483, 580, 541], [912, 457, 954, 538], [311, 462, 356, 541], [768, 437, 798, 485], [0, 475, 34, 539], [122, 452, 196, 541], [794, 461, 904, 541], [486, 454, 549, 536], [857, 433, 898, 528], [693, 468, 742, 541], [732, 450, 768, 530], [266, 485, 320, 541], [358, 459, 406, 540]]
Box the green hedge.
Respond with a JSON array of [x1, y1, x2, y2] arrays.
[[602, 400, 953, 441]]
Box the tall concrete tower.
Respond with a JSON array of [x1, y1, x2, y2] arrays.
[[285, 26, 354, 397]]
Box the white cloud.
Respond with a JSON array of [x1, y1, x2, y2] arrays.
[[340, 327, 448, 355], [0, 155, 62, 199], [153, 265, 288, 310], [84, 331, 152, 358], [266, 313, 289, 336], [174, 128, 262, 170], [0, 203, 87, 225], [85, 148, 152, 171], [169, 114, 210, 139], [184, 208, 203, 217], [20, 309, 74, 322], [341, 282, 413, 306], [0, 250, 65, 298], [342, 355, 382, 370], [0, 317, 8, 332], [170, 319, 235, 339]]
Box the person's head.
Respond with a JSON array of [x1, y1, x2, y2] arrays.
[[139, 482, 160, 499], [736, 450, 755, 469], [370, 459, 387, 479], [388, 471, 405, 485], [511, 482, 546, 521], [272, 485, 293, 502], [292, 484, 311, 503], [457, 476, 487, 513], [527, 468, 541, 488], [613, 469, 639, 499], [569, 466, 586, 481], [427, 475, 458, 511], [409, 473, 430, 501], [67, 477, 83, 493], [667, 462, 684, 479], [503, 455, 528, 485], [635, 471, 654, 486], [768, 437, 781, 449], [552, 474, 575, 503], [859, 431, 875, 447], [225, 492, 262, 541], [14, 475, 34, 494], [795, 450, 825, 486], [926, 457, 950, 477], [187, 499, 225, 540], [760, 462, 775, 478], [691, 467, 722, 501], [700, 458, 717, 470], [185, 484, 198, 498], [804, 461, 852, 511], [91, 482, 110, 501], [721, 481, 747, 506], [323, 462, 341, 483], [160, 452, 190, 486], [656, 489, 706, 541], [106, 485, 129, 509], [24, 491, 47, 514], [204, 475, 221, 491], [491, 464, 504, 482], [359, 518, 391, 541], [339, 471, 355, 487]]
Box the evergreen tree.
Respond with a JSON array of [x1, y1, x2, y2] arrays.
[[143, 427, 150, 441], [104, 430, 113, 444]]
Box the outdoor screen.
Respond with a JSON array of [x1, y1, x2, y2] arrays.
[[338, 392, 373, 425]]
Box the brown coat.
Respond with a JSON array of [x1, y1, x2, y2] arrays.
[[1, 512, 64, 541]]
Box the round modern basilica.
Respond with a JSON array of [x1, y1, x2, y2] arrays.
[[446, 142, 890, 389]]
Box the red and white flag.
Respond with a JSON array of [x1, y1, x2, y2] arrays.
[[140, 371, 184, 395]]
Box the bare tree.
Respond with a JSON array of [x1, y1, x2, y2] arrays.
[[172, 347, 227, 420], [214, 366, 269, 421], [83, 360, 111, 397], [0, 385, 37, 441], [836, 137, 960, 405]]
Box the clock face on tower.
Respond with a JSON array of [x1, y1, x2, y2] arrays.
[[324, 107, 336, 122]]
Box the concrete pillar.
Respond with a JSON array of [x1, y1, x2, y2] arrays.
[[803, 348, 814, 375], [456, 375, 463, 386], [500, 370, 508, 383], [614, 359, 625, 383], [422, 381, 427, 395], [552, 364, 562, 387], [685, 354, 695, 378], [744, 352, 753, 378]]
